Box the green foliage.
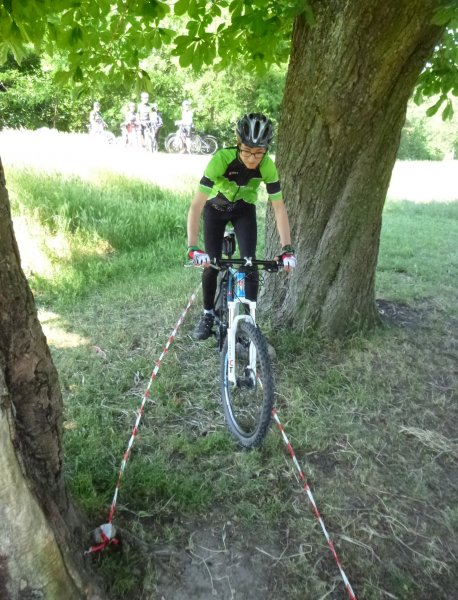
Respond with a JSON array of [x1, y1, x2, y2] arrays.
[[0, 53, 89, 130], [143, 49, 285, 144], [0, 0, 456, 130], [415, 5, 458, 120], [398, 97, 458, 159], [0, 46, 286, 143], [398, 116, 442, 160], [0, 0, 309, 92]]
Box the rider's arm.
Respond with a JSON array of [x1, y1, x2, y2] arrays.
[[271, 199, 292, 248], [187, 191, 208, 247]]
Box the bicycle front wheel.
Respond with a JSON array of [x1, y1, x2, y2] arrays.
[[221, 320, 274, 448], [165, 134, 183, 153]]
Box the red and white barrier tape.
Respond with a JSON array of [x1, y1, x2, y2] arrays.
[[85, 287, 199, 555], [84, 287, 357, 599], [272, 408, 357, 600]]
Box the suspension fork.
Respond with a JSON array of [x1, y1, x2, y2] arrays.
[[226, 299, 257, 386]]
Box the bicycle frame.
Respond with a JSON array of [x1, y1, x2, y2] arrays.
[[226, 272, 256, 386], [214, 257, 279, 386]]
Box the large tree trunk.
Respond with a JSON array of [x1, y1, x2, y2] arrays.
[[262, 0, 444, 336], [0, 159, 99, 598]]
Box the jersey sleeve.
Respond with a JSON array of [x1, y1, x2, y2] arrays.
[[260, 157, 282, 201], [198, 151, 226, 195]]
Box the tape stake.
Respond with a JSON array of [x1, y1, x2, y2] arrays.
[[84, 287, 199, 555]]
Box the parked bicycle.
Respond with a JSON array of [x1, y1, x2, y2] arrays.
[[165, 123, 218, 155], [208, 229, 281, 449], [88, 124, 115, 144]]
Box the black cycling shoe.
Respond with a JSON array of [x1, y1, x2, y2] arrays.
[[193, 313, 215, 340]]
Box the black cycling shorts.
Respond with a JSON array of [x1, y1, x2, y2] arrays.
[[201, 197, 259, 309]]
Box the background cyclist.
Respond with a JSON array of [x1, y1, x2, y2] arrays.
[[89, 101, 107, 134], [137, 91, 152, 147], [187, 112, 296, 340], [180, 99, 194, 153], [121, 101, 138, 146], [150, 102, 163, 150]]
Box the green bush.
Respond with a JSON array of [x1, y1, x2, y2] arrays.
[[397, 117, 442, 160]]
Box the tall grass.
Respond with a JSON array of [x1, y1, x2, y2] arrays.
[[8, 169, 189, 304], [8, 168, 458, 600]]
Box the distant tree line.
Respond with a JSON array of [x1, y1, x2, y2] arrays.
[[1, 51, 456, 158], [0, 51, 285, 147]]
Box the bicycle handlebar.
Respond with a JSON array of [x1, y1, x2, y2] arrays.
[[212, 257, 282, 272]]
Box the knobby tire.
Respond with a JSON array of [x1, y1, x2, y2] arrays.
[[220, 320, 274, 449]]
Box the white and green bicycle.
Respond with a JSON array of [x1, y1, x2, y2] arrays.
[[212, 230, 282, 449]]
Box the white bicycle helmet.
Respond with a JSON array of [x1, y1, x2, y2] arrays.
[[236, 113, 274, 148]]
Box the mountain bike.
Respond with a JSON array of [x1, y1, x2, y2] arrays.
[[211, 230, 281, 449], [165, 124, 218, 155], [88, 124, 115, 144]]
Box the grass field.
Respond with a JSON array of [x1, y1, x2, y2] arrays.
[[3, 130, 458, 600]]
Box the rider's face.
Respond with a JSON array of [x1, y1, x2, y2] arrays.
[[239, 144, 266, 169]]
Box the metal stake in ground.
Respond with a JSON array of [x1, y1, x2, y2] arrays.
[[272, 408, 358, 600], [84, 286, 200, 555]]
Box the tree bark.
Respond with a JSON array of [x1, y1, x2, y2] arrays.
[[0, 159, 99, 598], [262, 0, 444, 336]]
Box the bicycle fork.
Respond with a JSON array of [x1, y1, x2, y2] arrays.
[[226, 300, 256, 387]]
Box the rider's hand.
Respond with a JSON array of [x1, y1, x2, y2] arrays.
[[188, 246, 210, 267], [280, 245, 296, 272]]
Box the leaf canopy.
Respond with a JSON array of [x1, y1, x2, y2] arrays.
[[0, 0, 456, 113]]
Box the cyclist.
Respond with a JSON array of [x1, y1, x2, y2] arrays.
[[137, 92, 153, 147], [180, 99, 194, 153], [89, 101, 107, 134], [187, 112, 296, 340], [150, 102, 163, 150], [121, 102, 138, 146]]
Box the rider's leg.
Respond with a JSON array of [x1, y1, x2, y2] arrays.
[[231, 202, 258, 301], [193, 202, 231, 340], [202, 201, 230, 310]]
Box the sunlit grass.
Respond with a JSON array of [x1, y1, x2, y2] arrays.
[[377, 199, 458, 313]]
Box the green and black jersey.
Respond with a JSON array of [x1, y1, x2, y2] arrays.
[[199, 147, 282, 204]]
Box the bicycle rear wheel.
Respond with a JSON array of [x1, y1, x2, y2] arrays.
[[190, 134, 202, 154], [220, 320, 274, 448], [202, 135, 218, 154]]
